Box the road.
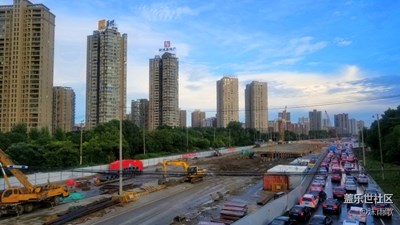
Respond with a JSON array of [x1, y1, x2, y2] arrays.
[[295, 160, 400, 225], [81, 176, 260, 225]]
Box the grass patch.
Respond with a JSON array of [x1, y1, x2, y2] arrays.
[[364, 156, 400, 207]]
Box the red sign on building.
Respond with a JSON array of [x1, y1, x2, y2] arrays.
[[164, 41, 170, 48]]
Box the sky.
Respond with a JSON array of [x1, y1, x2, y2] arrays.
[[4, 0, 400, 127]]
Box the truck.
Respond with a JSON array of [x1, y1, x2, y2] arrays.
[[158, 159, 205, 184], [0, 148, 69, 216]]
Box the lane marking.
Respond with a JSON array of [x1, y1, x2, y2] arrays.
[[380, 217, 386, 225]]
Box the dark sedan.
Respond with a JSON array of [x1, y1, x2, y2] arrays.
[[288, 205, 311, 222], [372, 203, 393, 217], [309, 215, 333, 225], [267, 216, 298, 225], [363, 188, 380, 206], [322, 198, 341, 214]]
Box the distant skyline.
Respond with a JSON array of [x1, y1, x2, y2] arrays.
[[3, 0, 399, 127]]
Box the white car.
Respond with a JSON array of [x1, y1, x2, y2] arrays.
[[347, 206, 367, 223], [342, 220, 360, 225], [357, 174, 368, 184], [299, 193, 319, 209], [344, 180, 357, 192]]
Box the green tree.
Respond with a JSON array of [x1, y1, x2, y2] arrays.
[[6, 143, 45, 170], [44, 141, 78, 168], [53, 127, 66, 141], [367, 105, 400, 163], [383, 125, 400, 163]]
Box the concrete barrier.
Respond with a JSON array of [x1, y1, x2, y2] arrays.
[[233, 146, 328, 225]]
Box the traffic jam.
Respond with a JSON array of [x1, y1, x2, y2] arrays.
[[267, 143, 397, 225]]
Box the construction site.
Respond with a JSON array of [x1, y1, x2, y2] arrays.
[[0, 141, 324, 225]]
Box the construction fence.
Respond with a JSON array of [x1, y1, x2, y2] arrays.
[[0, 146, 252, 189]]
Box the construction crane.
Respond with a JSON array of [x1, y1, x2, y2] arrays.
[[278, 106, 287, 144], [0, 148, 69, 216], [324, 110, 331, 128]]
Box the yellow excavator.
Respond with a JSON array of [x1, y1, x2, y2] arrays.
[[158, 159, 205, 184], [0, 148, 69, 216]]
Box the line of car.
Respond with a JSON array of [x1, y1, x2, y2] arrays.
[[267, 144, 394, 225]]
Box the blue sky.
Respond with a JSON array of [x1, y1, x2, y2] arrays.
[[4, 0, 400, 126]]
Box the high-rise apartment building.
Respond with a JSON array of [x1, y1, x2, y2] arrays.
[[334, 113, 349, 136], [217, 77, 238, 128], [86, 20, 127, 129], [149, 48, 179, 129], [180, 110, 186, 128], [131, 99, 148, 129], [298, 117, 310, 135], [348, 118, 357, 135], [309, 109, 322, 131], [245, 81, 268, 132], [191, 110, 205, 128], [52, 87, 75, 133], [0, 0, 55, 132], [203, 117, 217, 128]]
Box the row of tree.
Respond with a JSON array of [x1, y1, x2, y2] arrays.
[[0, 121, 261, 170], [364, 105, 400, 164], [1, 105, 398, 170]]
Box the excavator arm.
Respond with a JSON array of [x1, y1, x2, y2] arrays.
[[162, 159, 189, 178], [0, 148, 34, 192]]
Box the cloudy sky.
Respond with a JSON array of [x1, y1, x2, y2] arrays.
[[5, 0, 400, 126]]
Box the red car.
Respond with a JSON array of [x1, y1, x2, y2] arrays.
[[331, 173, 342, 183], [333, 187, 346, 199]]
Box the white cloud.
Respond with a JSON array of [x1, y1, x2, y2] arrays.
[[260, 36, 327, 63], [289, 36, 328, 56], [272, 57, 303, 65], [135, 4, 198, 22], [335, 37, 352, 46], [167, 64, 392, 126]]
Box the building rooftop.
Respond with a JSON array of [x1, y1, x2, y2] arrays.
[[267, 164, 308, 174]]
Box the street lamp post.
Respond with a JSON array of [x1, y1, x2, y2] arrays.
[[186, 127, 189, 152], [80, 120, 84, 165], [213, 127, 216, 145], [360, 125, 366, 167], [228, 129, 231, 147], [143, 108, 146, 155], [374, 114, 384, 180], [119, 85, 124, 196]]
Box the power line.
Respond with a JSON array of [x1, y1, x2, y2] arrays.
[[124, 94, 400, 113]]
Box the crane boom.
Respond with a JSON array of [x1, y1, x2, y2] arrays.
[[324, 110, 332, 128], [0, 148, 34, 192], [0, 162, 11, 188]]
